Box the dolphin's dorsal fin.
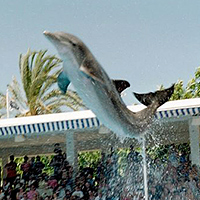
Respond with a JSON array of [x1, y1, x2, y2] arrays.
[[80, 58, 105, 84], [112, 80, 130, 93], [57, 71, 71, 94], [133, 84, 175, 106]]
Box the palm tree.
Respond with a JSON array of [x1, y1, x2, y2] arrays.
[[6, 49, 85, 117], [0, 92, 7, 118]]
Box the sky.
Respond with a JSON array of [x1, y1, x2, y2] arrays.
[[0, 0, 200, 105]]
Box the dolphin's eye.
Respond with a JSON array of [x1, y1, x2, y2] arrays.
[[69, 41, 76, 47]]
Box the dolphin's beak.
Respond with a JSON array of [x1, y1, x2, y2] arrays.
[[43, 31, 58, 42], [43, 30, 50, 36], [43, 30, 48, 35]]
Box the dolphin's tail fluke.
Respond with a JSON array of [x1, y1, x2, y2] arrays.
[[133, 84, 175, 107]]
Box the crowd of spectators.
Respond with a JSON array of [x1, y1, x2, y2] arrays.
[[147, 144, 200, 199], [0, 143, 200, 199], [126, 144, 200, 199]]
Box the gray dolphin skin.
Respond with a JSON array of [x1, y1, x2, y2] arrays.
[[43, 31, 174, 139]]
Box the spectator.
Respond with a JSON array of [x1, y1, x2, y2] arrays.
[[33, 156, 45, 177], [16, 187, 24, 200], [82, 182, 92, 199], [29, 157, 36, 176], [72, 186, 84, 199], [37, 176, 50, 198], [48, 176, 58, 189], [2, 178, 10, 193], [50, 147, 64, 180], [87, 174, 94, 189], [66, 172, 73, 192], [65, 189, 71, 200], [4, 155, 17, 186], [0, 187, 5, 200], [57, 184, 66, 199], [127, 145, 141, 163], [168, 144, 179, 167], [21, 192, 28, 200], [88, 190, 95, 200], [27, 185, 39, 200], [95, 190, 106, 200], [52, 191, 59, 200], [21, 155, 31, 183]]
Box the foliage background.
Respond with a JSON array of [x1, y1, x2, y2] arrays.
[[14, 155, 54, 176]]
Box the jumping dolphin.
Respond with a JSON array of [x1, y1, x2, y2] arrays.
[[43, 31, 174, 139]]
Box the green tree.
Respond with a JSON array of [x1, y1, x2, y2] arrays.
[[159, 66, 200, 101], [78, 151, 101, 170], [15, 155, 54, 176], [4, 49, 85, 117]]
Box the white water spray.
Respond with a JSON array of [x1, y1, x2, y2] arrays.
[[140, 136, 148, 200]]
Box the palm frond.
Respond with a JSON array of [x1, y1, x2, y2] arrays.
[[0, 92, 6, 109], [40, 55, 61, 75], [29, 76, 47, 98], [19, 49, 32, 102], [39, 69, 62, 98], [31, 50, 48, 80], [41, 89, 61, 102], [7, 77, 27, 108], [46, 100, 80, 111], [66, 90, 86, 108], [29, 51, 37, 70]]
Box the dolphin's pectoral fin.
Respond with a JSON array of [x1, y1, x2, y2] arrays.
[[112, 80, 130, 93], [57, 71, 71, 94], [80, 58, 105, 84], [133, 84, 175, 107]]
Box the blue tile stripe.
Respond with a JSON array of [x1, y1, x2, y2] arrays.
[[155, 107, 200, 119], [0, 107, 200, 136]]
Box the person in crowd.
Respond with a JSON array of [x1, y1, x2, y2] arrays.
[[0, 187, 5, 200], [127, 145, 140, 163], [33, 156, 45, 178], [16, 186, 24, 200], [168, 144, 179, 168], [72, 186, 84, 199], [29, 157, 36, 176], [37, 175, 49, 198], [21, 155, 31, 183], [65, 171, 74, 192], [21, 192, 28, 200], [88, 190, 95, 200], [4, 155, 17, 186], [86, 174, 94, 189], [65, 189, 71, 200], [57, 184, 66, 199], [62, 160, 70, 171], [48, 175, 58, 189], [52, 191, 59, 200], [82, 181, 93, 199], [27, 184, 39, 200], [95, 190, 106, 200], [50, 145, 65, 180], [2, 178, 10, 193]]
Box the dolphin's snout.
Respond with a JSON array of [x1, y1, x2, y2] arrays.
[[43, 31, 58, 42], [43, 30, 49, 35], [43, 30, 52, 36]]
